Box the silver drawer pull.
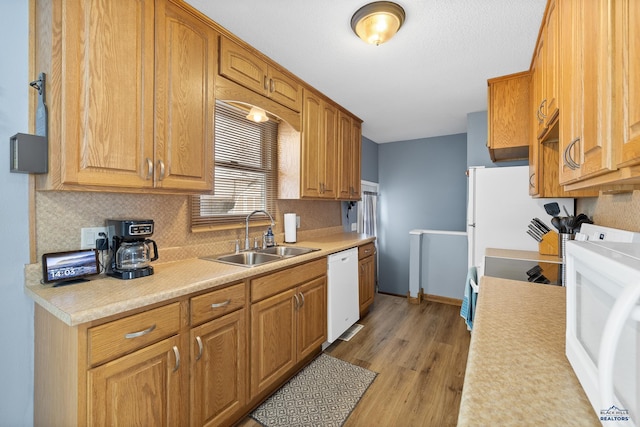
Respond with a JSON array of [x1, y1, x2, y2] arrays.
[[172, 346, 180, 372], [211, 299, 231, 309], [195, 336, 203, 361], [124, 324, 156, 339]]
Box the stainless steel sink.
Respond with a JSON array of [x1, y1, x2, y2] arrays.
[[209, 252, 282, 267], [201, 246, 319, 267], [257, 246, 319, 257]]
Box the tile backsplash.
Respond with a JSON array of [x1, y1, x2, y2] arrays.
[[577, 191, 640, 232], [34, 191, 343, 262]]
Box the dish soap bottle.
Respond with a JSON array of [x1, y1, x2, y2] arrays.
[[265, 227, 275, 247]]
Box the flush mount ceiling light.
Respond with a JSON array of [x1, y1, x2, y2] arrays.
[[351, 1, 405, 46], [246, 106, 269, 123]]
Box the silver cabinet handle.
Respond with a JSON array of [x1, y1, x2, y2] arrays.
[[293, 293, 300, 309], [211, 299, 231, 309], [564, 137, 581, 170], [299, 292, 305, 308], [529, 172, 535, 188], [172, 345, 180, 372], [269, 78, 275, 93], [157, 160, 166, 181], [145, 158, 153, 180], [195, 336, 203, 361], [124, 324, 156, 339]]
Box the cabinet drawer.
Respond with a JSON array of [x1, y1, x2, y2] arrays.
[[358, 243, 375, 260], [88, 302, 181, 367], [251, 258, 326, 302], [190, 282, 245, 326]]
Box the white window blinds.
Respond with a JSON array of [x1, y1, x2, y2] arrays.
[[191, 101, 277, 229]]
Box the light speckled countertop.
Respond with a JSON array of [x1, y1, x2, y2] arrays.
[[458, 276, 600, 426], [25, 233, 374, 326]]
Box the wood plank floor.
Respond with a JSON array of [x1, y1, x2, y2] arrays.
[[237, 293, 471, 426]]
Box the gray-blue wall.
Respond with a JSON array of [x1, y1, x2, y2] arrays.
[[361, 136, 378, 182], [0, 2, 34, 426], [377, 133, 467, 295]]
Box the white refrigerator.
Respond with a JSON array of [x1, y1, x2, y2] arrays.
[[467, 166, 573, 278]]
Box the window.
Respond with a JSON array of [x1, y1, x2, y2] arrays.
[[191, 100, 277, 230]]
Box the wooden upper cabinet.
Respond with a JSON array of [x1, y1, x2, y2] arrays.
[[558, 0, 614, 185], [615, 0, 640, 168], [349, 118, 363, 200], [33, 0, 216, 193], [543, 0, 559, 126], [155, 0, 216, 192], [41, 0, 156, 190], [487, 71, 531, 162], [219, 37, 302, 112], [337, 112, 363, 201], [300, 88, 337, 199]]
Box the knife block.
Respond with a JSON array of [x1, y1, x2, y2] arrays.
[[539, 230, 559, 256]]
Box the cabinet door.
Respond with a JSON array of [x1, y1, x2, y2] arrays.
[[268, 67, 302, 112], [190, 309, 246, 427], [616, 0, 640, 167], [62, 0, 155, 188], [296, 277, 327, 361], [350, 120, 362, 200], [250, 288, 297, 397], [579, 0, 613, 178], [560, 0, 613, 183], [219, 37, 269, 96], [321, 101, 338, 199], [88, 335, 184, 426], [487, 72, 531, 161], [533, 34, 547, 138], [359, 256, 375, 315], [301, 90, 323, 198], [338, 113, 362, 201], [544, 0, 559, 125], [558, 0, 583, 184], [154, 1, 216, 192], [337, 111, 352, 199]]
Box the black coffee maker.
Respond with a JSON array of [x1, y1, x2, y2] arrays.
[[106, 219, 158, 280]]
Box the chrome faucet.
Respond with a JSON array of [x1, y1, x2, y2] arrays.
[[245, 210, 275, 250]]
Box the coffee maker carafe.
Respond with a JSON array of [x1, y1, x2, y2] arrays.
[[106, 219, 158, 279]]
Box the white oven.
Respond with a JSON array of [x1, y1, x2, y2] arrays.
[[566, 241, 640, 426]]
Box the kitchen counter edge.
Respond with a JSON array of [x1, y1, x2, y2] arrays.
[[457, 276, 599, 426], [24, 233, 375, 326]]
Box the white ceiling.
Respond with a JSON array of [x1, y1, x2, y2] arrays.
[[186, 0, 546, 143]]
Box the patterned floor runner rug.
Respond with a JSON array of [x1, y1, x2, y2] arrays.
[[251, 353, 377, 427]]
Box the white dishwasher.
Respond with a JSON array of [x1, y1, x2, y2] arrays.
[[326, 248, 360, 343]]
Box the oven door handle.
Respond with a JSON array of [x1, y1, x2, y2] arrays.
[[598, 282, 640, 410]]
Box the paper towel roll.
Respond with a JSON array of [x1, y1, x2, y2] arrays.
[[284, 213, 297, 243]]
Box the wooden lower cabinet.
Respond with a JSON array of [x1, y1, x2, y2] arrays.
[[358, 243, 376, 316], [34, 258, 331, 427], [88, 335, 184, 426], [250, 259, 327, 398], [190, 308, 246, 427]]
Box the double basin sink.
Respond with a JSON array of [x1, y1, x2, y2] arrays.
[[202, 245, 319, 267]]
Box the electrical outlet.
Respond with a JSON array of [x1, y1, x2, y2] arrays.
[[296, 215, 300, 228], [351, 222, 357, 231], [81, 227, 109, 249]]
